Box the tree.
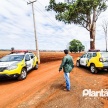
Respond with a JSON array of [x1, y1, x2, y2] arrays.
[[69, 39, 85, 53], [101, 19, 108, 52], [46, 0, 108, 49]]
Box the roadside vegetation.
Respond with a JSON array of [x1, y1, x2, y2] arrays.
[[69, 39, 85, 53]]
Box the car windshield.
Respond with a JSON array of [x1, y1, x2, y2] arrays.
[[101, 52, 108, 58], [0, 55, 24, 62]]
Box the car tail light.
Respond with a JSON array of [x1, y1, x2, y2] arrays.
[[99, 58, 103, 62]]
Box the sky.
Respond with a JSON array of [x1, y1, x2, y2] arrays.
[[0, 0, 108, 51]]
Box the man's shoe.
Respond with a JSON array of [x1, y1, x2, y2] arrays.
[[63, 88, 70, 91]]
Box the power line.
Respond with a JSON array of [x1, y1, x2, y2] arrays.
[[34, 6, 65, 31], [22, 0, 74, 37], [23, 0, 57, 26], [22, 0, 68, 36], [32, 7, 74, 37], [34, 2, 65, 32], [34, 1, 76, 38], [35, 9, 56, 25]]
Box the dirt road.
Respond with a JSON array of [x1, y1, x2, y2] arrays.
[[0, 59, 108, 108]]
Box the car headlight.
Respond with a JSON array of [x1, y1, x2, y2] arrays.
[[7, 62, 19, 70]]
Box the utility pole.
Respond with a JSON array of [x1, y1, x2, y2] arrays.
[[27, 0, 40, 63]]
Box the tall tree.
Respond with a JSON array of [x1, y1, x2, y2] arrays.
[[46, 0, 108, 49], [101, 19, 108, 51]]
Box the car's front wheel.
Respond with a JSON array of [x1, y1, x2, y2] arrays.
[[34, 62, 38, 70], [90, 64, 98, 74], [18, 68, 27, 80]]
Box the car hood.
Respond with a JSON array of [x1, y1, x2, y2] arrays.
[[0, 61, 19, 67]]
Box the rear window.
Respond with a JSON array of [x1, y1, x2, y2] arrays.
[[100, 52, 108, 57]]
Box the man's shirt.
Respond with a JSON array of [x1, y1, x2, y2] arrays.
[[59, 54, 74, 73]]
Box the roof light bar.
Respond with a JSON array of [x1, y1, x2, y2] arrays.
[[11, 50, 28, 53], [88, 49, 100, 52]]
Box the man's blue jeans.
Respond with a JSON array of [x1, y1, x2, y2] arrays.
[[64, 72, 70, 90]]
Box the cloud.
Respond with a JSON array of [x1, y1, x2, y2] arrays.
[[0, 0, 108, 51]]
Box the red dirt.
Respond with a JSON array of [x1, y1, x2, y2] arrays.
[[0, 51, 108, 108]]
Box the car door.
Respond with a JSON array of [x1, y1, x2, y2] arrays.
[[80, 53, 88, 66], [29, 53, 35, 68], [25, 54, 32, 71]]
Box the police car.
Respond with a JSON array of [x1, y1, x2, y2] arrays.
[[76, 50, 108, 73], [0, 50, 38, 80]]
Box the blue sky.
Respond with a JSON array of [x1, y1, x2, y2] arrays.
[[0, 0, 108, 51]]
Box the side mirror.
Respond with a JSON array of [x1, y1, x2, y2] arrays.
[[31, 56, 34, 59], [80, 56, 83, 58]]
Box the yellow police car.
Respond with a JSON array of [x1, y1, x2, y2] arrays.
[[0, 50, 38, 80], [76, 50, 108, 73]]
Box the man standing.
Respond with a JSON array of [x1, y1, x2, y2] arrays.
[[59, 49, 74, 91]]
